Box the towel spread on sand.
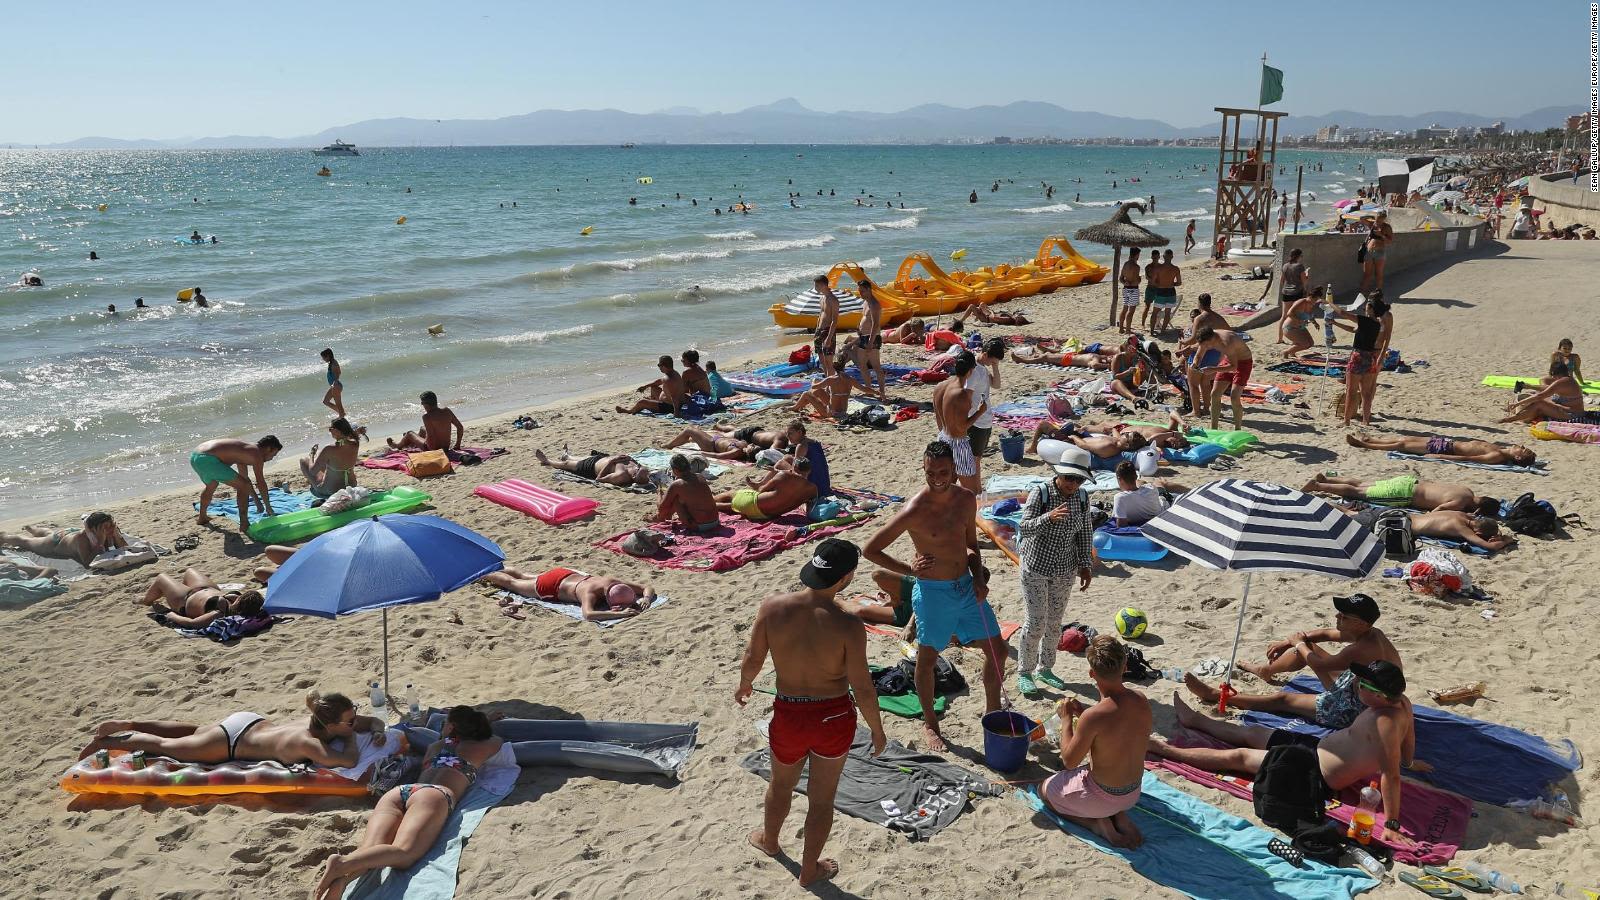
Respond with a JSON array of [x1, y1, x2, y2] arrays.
[[493, 589, 670, 628], [1385, 450, 1549, 475], [328, 728, 408, 782], [0, 553, 67, 607], [1148, 727, 1469, 866], [628, 447, 730, 479], [343, 743, 519, 900], [149, 612, 286, 642], [742, 728, 1000, 841], [360, 447, 507, 471], [595, 511, 875, 572], [1240, 675, 1582, 806], [197, 487, 317, 523], [1025, 773, 1378, 900]]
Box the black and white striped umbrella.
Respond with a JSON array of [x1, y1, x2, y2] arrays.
[[782, 287, 862, 318], [1141, 479, 1382, 692]]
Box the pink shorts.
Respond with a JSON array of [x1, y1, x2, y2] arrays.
[[1042, 766, 1141, 819]]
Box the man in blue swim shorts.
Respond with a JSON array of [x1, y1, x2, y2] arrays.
[[865, 440, 1008, 751]]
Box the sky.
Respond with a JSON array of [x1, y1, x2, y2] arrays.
[[3, 0, 1587, 143]]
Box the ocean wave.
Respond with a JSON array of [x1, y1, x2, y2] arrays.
[[741, 234, 837, 252], [1197, 187, 1215, 194], [597, 248, 734, 270], [843, 217, 920, 232], [1161, 207, 1210, 218], [489, 324, 595, 345], [700, 257, 880, 295], [1011, 204, 1074, 214], [1076, 200, 1119, 207], [704, 230, 757, 241], [1323, 184, 1344, 190], [899, 207, 928, 213], [1330, 171, 1346, 176]]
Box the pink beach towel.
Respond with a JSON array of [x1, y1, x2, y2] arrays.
[[361, 447, 506, 471], [595, 511, 874, 572], [1146, 726, 1469, 865]]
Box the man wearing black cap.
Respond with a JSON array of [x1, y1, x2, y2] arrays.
[[1152, 660, 1419, 842], [736, 538, 886, 887], [1183, 593, 1400, 731]]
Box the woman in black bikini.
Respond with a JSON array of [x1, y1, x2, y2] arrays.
[[137, 567, 262, 624], [314, 706, 507, 900]]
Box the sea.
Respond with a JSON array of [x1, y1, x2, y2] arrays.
[[0, 144, 1373, 518]]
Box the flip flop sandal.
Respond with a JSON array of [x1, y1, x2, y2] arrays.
[[1399, 873, 1465, 898], [1267, 838, 1305, 868], [1421, 867, 1493, 894]]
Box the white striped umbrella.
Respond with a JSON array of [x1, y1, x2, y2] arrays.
[[782, 287, 862, 318], [1141, 479, 1382, 693]]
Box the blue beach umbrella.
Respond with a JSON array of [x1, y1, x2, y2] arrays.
[[264, 514, 504, 695]]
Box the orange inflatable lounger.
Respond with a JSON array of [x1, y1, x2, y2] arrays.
[[61, 750, 369, 798]]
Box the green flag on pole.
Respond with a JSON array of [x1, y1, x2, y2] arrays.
[[1260, 64, 1284, 106]]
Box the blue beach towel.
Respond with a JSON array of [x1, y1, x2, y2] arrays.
[[343, 749, 518, 900], [1023, 773, 1376, 900], [1241, 676, 1581, 805], [1385, 451, 1549, 475], [195, 487, 318, 524]]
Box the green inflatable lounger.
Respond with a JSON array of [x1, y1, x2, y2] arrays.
[[247, 486, 431, 543], [1126, 421, 1259, 455], [1482, 375, 1600, 395]]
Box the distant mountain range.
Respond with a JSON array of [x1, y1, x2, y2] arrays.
[[10, 99, 1585, 149]]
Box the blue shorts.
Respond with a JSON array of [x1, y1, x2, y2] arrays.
[[912, 573, 1000, 648]]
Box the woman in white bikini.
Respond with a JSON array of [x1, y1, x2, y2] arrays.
[[80, 691, 382, 767], [313, 706, 509, 900]]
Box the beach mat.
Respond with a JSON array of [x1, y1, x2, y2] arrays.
[[493, 590, 670, 628], [1483, 375, 1600, 395], [741, 727, 1000, 841], [1149, 727, 1469, 866], [196, 486, 317, 524], [342, 745, 518, 900], [1385, 450, 1549, 475], [594, 511, 875, 572], [1241, 675, 1582, 806], [1024, 773, 1378, 900], [629, 447, 730, 479], [360, 447, 506, 472], [491, 718, 698, 779]]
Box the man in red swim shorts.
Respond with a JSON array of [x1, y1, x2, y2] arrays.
[[736, 539, 886, 887], [1193, 325, 1255, 432]]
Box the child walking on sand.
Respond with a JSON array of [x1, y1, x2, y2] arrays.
[[320, 348, 345, 417]]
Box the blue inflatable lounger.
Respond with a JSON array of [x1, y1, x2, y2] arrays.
[[1093, 526, 1169, 563]]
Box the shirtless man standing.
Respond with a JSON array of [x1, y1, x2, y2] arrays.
[[652, 454, 719, 533], [1178, 295, 1227, 417], [1193, 326, 1254, 431], [864, 441, 1006, 751], [535, 448, 651, 487], [813, 275, 841, 379], [1150, 250, 1181, 334], [1118, 248, 1143, 334], [1302, 473, 1499, 515], [191, 435, 282, 532], [1151, 661, 1418, 842], [388, 391, 464, 452], [855, 279, 888, 401], [1345, 433, 1537, 467], [717, 459, 817, 520], [931, 351, 989, 494], [1184, 594, 1400, 732], [737, 540, 885, 887], [1040, 637, 1153, 848], [1139, 249, 1160, 331], [617, 356, 689, 416]]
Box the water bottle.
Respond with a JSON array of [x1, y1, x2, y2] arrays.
[[1343, 845, 1386, 881], [1161, 667, 1184, 682], [1041, 712, 1063, 744], [404, 684, 421, 722], [1461, 862, 1521, 894], [1348, 780, 1381, 844], [1322, 304, 1336, 346], [369, 681, 386, 713], [1526, 798, 1580, 826]]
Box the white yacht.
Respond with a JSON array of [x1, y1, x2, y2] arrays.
[[313, 140, 360, 157]]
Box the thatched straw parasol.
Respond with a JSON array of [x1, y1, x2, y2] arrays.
[[1074, 201, 1170, 325]]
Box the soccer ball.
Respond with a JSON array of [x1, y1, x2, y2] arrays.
[[1114, 607, 1149, 639]]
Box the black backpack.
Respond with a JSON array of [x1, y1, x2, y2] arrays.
[[1372, 509, 1415, 559], [1503, 492, 1558, 536], [1121, 644, 1157, 681], [1254, 743, 1331, 835], [894, 655, 967, 695]]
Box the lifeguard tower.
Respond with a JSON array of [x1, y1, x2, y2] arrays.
[[1211, 107, 1286, 255]]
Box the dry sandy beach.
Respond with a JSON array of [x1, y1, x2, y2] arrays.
[[3, 239, 1596, 899]]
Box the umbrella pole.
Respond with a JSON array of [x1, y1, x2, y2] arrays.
[[1219, 571, 1253, 711], [380, 605, 390, 704], [1108, 244, 1122, 326]]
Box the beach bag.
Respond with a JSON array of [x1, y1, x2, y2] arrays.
[[1120, 644, 1157, 681], [788, 345, 812, 366], [1356, 244, 1367, 264], [1372, 509, 1415, 559], [894, 655, 966, 695], [1254, 743, 1331, 835], [405, 450, 453, 478], [1503, 492, 1558, 536]]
